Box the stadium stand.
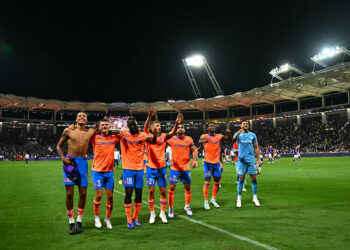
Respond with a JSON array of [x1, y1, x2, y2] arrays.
[[0, 62, 349, 160]]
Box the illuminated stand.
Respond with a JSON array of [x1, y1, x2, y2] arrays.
[[182, 55, 224, 98]]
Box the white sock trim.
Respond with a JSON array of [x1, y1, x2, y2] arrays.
[[77, 215, 83, 222]]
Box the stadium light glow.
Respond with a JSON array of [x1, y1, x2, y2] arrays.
[[269, 64, 290, 75], [311, 46, 350, 68], [311, 46, 343, 61], [185, 55, 204, 67]]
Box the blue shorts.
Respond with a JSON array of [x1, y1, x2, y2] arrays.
[[169, 169, 191, 184], [203, 161, 221, 178], [91, 170, 114, 190], [236, 160, 256, 176], [146, 167, 167, 187], [63, 157, 88, 187], [123, 169, 144, 188]]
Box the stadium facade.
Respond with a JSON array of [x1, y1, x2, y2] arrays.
[[0, 62, 349, 127]]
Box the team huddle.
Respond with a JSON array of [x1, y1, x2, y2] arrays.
[[56, 109, 262, 234]]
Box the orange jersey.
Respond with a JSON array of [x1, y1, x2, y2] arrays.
[[201, 133, 223, 164], [119, 131, 151, 171], [146, 133, 168, 169], [90, 134, 120, 172], [167, 135, 194, 171]]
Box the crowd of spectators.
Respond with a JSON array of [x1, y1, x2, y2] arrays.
[[0, 114, 349, 160], [254, 115, 349, 153]]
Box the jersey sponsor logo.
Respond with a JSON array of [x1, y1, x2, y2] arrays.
[[207, 140, 220, 144], [125, 139, 143, 145], [97, 141, 115, 145], [174, 143, 190, 148], [240, 140, 253, 143]]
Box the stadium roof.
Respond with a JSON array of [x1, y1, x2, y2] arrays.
[[1, 62, 350, 113]]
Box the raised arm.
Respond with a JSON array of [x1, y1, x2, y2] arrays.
[[222, 129, 231, 141], [190, 145, 198, 169], [254, 142, 262, 166], [144, 107, 155, 133], [167, 113, 184, 139], [232, 129, 243, 143], [198, 135, 208, 144], [56, 128, 72, 165], [145, 130, 158, 144]]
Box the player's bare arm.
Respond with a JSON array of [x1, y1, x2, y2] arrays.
[[198, 135, 208, 144], [56, 128, 72, 165], [190, 145, 198, 169], [221, 129, 231, 141], [254, 142, 262, 166], [144, 107, 155, 133], [232, 129, 244, 143], [167, 113, 184, 139], [145, 129, 158, 144]]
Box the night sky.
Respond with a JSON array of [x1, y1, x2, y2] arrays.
[[0, 1, 350, 103]]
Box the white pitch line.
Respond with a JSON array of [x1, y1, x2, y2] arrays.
[[112, 189, 279, 250]]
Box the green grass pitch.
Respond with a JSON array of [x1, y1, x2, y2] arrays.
[[1, 157, 350, 250]]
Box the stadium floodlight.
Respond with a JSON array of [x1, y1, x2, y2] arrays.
[[270, 64, 290, 76], [269, 63, 304, 83], [182, 55, 224, 98], [311, 46, 350, 68], [184, 55, 204, 67], [312, 46, 343, 61]]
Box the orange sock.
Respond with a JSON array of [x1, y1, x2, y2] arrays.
[[93, 199, 101, 216], [212, 182, 220, 199], [168, 190, 175, 208], [66, 209, 74, 218], [185, 190, 192, 206], [124, 203, 132, 223], [77, 208, 85, 216], [133, 202, 142, 220], [160, 198, 167, 212], [106, 203, 113, 218], [203, 181, 210, 200], [148, 199, 155, 212]]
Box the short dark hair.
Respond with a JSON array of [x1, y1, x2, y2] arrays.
[[98, 118, 109, 126], [206, 122, 215, 129], [127, 118, 137, 126]]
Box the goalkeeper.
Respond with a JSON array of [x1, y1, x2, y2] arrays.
[[232, 121, 262, 208]]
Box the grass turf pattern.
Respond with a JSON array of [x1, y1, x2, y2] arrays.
[[0, 157, 349, 249]]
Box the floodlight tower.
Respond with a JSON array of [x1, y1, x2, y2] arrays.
[[311, 46, 350, 69], [182, 56, 202, 99], [269, 63, 304, 84], [183, 55, 224, 98]]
